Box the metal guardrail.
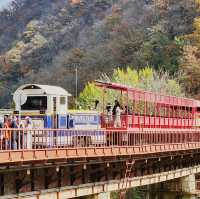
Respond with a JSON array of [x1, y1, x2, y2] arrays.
[[101, 114, 195, 129], [0, 128, 200, 151]]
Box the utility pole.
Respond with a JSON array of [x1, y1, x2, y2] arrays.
[[70, 62, 79, 109], [75, 65, 78, 109]]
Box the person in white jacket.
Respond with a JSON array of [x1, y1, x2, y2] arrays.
[[24, 116, 33, 149], [114, 104, 123, 128]]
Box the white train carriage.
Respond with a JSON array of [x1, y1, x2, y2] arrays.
[[13, 84, 104, 148]]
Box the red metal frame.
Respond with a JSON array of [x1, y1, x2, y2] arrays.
[[95, 81, 199, 130], [0, 128, 200, 164]]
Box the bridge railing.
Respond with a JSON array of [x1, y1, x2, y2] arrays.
[[101, 114, 195, 129], [0, 128, 200, 151]]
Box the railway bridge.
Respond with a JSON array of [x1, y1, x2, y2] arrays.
[[0, 128, 200, 199]]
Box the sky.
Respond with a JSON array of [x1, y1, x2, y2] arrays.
[[0, 0, 13, 10]]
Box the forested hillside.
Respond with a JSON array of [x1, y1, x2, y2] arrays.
[[0, 0, 199, 107]]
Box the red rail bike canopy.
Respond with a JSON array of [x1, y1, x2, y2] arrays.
[[95, 80, 200, 108]]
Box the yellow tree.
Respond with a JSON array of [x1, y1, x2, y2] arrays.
[[78, 67, 183, 109]]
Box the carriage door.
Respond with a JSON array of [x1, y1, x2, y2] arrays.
[[53, 97, 57, 128]]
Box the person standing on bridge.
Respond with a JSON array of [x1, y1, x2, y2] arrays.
[[94, 100, 100, 111], [0, 117, 3, 150], [10, 115, 18, 150], [24, 116, 33, 149], [106, 103, 112, 127], [16, 118, 24, 149], [113, 100, 123, 128], [3, 115, 12, 150], [0, 117, 3, 128]]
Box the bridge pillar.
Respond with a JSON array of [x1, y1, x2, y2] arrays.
[[96, 192, 110, 199], [146, 174, 196, 199], [181, 196, 196, 199], [146, 191, 178, 199], [180, 174, 196, 199]]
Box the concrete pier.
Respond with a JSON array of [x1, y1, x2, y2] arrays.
[[97, 192, 110, 199], [146, 174, 196, 199]]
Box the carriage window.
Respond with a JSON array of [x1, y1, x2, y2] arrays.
[[60, 97, 66, 105], [21, 96, 47, 110]]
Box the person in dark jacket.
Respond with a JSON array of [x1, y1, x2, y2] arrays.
[[94, 100, 99, 110], [0, 118, 3, 128], [11, 115, 18, 149], [112, 100, 121, 115], [0, 117, 3, 149]]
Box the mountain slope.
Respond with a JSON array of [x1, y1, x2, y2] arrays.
[[0, 0, 198, 107]]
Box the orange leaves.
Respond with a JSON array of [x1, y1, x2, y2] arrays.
[[0, 55, 12, 73], [70, 0, 82, 6], [154, 0, 169, 10]]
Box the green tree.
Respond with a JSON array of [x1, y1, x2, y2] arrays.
[[78, 82, 103, 110], [142, 24, 181, 74], [105, 5, 123, 32], [78, 67, 184, 109], [110, 188, 145, 199], [111, 66, 139, 86]]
